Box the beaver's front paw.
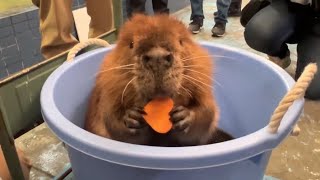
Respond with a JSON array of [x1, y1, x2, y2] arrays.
[[169, 106, 195, 133], [123, 107, 149, 135]]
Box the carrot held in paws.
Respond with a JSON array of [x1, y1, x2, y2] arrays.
[[143, 97, 174, 134]]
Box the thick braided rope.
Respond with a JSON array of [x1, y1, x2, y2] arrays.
[[67, 38, 110, 61], [268, 63, 318, 134]]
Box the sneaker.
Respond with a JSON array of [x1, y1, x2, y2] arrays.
[[211, 22, 226, 37], [267, 51, 291, 69], [188, 17, 203, 34]]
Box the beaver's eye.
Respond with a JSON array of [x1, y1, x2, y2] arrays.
[[179, 40, 183, 46], [129, 41, 134, 49]]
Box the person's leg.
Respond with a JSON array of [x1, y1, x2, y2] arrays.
[[212, 0, 233, 37], [240, 0, 271, 27], [38, 0, 78, 59], [214, 0, 242, 17], [190, 0, 204, 20], [188, 0, 204, 34], [228, 0, 242, 16], [86, 0, 114, 38], [244, 0, 298, 68], [296, 26, 320, 100], [152, 0, 169, 14], [126, 0, 147, 19]]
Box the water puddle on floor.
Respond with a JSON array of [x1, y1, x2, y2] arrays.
[[266, 100, 320, 180]]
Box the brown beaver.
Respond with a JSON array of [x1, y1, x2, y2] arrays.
[[85, 14, 233, 146]]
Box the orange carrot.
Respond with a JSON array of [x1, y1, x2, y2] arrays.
[[143, 97, 174, 134]]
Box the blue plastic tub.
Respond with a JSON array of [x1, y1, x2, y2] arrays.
[[41, 42, 304, 180]]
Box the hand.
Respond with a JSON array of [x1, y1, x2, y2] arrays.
[[123, 107, 148, 135], [169, 106, 195, 133]]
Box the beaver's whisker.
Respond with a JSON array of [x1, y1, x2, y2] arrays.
[[212, 55, 241, 61], [180, 85, 192, 98], [96, 68, 134, 76], [182, 74, 214, 90], [184, 68, 222, 88], [183, 65, 207, 68], [91, 70, 133, 80], [115, 63, 136, 68], [181, 54, 197, 60], [212, 55, 238, 59], [182, 76, 206, 92], [96, 64, 135, 75], [182, 55, 239, 62], [120, 71, 134, 77], [181, 55, 214, 62], [184, 68, 213, 80], [213, 79, 222, 88], [121, 77, 137, 104]]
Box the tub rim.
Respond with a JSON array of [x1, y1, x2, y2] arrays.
[[40, 41, 304, 170]]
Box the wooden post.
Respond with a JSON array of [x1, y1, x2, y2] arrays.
[[0, 99, 25, 180], [112, 0, 123, 36]]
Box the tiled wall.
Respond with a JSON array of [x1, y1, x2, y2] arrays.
[[0, 10, 41, 80]]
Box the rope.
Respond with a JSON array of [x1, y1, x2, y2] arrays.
[[66, 38, 111, 61], [268, 63, 318, 135]]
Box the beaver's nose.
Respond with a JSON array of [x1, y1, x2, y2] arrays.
[[142, 48, 173, 69], [142, 54, 173, 66]]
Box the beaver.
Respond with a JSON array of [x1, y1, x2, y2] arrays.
[[84, 14, 233, 146]]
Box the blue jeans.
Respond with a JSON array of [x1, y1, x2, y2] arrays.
[[190, 0, 232, 24], [190, 0, 204, 20]]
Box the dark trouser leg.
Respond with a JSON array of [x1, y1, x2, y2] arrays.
[[228, 0, 242, 16], [244, 0, 296, 58], [230, 0, 242, 10], [126, 0, 147, 18], [190, 0, 204, 20], [214, 0, 233, 24], [240, 0, 271, 27], [152, 0, 169, 14], [296, 27, 320, 100]]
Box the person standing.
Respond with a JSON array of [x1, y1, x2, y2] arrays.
[[188, 0, 241, 36], [32, 0, 113, 59]]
